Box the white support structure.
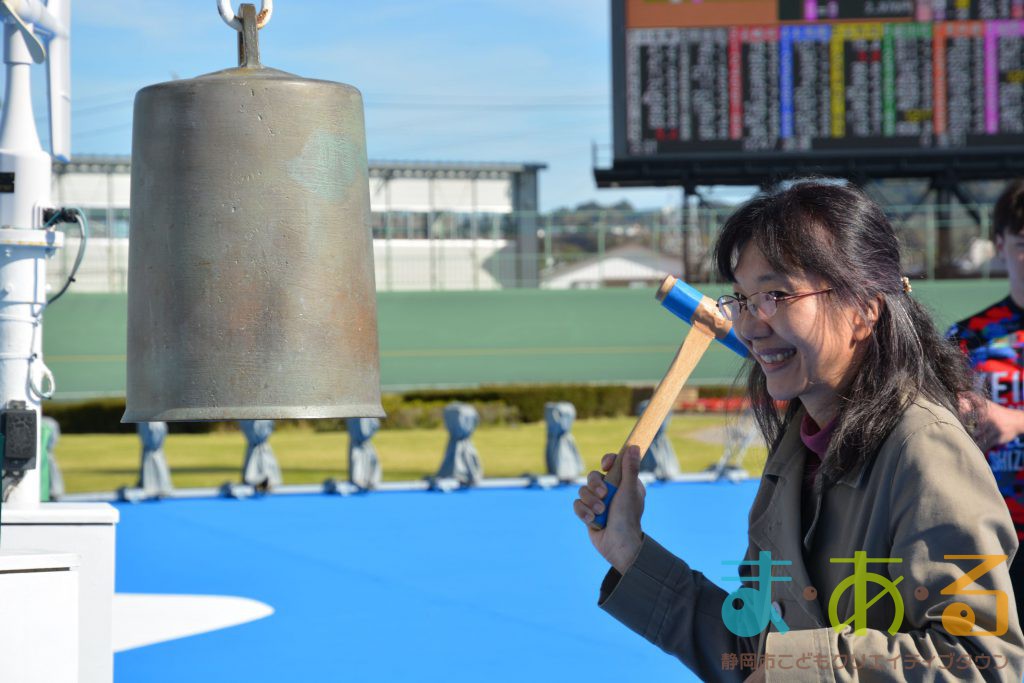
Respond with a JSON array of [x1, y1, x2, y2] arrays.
[[0, 550, 79, 683], [0, 0, 69, 506], [0, 227, 61, 504], [0, 5, 119, 683], [3, 503, 118, 683]]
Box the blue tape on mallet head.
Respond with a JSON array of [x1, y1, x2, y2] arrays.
[[657, 276, 749, 358], [590, 276, 748, 531]]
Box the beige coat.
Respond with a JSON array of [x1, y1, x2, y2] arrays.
[[599, 398, 1024, 681]]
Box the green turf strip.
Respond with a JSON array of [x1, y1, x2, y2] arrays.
[[41, 280, 1009, 399]]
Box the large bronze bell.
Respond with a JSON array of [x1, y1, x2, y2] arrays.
[[124, 5, 383, 421]]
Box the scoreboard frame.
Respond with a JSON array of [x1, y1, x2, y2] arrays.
[[597, 0, 1024, 188]]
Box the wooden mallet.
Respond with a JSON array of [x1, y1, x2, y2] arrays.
[[590, 275, 749, 530]]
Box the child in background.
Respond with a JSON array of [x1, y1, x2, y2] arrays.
[[947, 178, 1024, 623]]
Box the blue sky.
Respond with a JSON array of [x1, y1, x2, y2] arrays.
[[8, 0, 742, 212]]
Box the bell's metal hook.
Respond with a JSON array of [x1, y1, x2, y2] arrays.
[[217, 0, 272, 31]]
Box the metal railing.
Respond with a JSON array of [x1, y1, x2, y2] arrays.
[[46, 204, 1002, 294]]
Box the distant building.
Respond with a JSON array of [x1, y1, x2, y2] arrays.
[[541, 244, 683, 289], [51, 156, 545, 291]]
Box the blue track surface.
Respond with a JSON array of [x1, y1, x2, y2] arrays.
[[113, 480, 759, 682]]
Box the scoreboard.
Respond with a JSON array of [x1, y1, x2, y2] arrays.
[[604, 0, 1024, 185]]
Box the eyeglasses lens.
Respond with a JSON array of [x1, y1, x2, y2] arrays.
[[717, 293, 782, 321], [751, 293, 777, 319], [717, 297, 739, 321]]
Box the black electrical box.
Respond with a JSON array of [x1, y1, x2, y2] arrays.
[[1, 401, 36, 472]]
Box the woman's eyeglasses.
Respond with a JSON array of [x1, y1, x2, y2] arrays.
[[716, 289, 833, 322]]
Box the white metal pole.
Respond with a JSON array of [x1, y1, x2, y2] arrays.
[[0, 20, 62, 509]]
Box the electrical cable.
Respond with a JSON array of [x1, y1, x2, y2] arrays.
[[1, 472, 22, 503], [0, 465, 23, 547], [46, 206, 87, 307], [0, 206, 82, 529]]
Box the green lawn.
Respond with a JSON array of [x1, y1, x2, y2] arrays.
[[54, 414, 767, 493]]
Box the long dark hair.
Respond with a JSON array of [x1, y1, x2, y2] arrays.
[[713, 181, 975, 483]]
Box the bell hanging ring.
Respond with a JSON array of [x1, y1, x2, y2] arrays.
[[217, 0, 273, 30], [124, 4, 384, 421]]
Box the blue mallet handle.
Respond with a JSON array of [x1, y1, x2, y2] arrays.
[[593, 480, 617, 527]]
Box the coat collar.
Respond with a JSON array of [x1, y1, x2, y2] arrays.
[[749, 415, 824, 625], [761, 405, 872, 489], [761, 408, 806, 480]]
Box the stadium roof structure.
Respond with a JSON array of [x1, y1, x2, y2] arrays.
[[56, 155, 547, 180], [369, 160, 547, 179]]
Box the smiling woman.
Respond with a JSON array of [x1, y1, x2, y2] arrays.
[[712, 183, 972, 486], [574, 181, 1024, 682]]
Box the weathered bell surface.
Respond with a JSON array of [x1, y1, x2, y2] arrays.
[[123, 6, 383, 421]]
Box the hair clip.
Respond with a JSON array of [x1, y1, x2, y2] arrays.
[[901, 276, 913, 294]]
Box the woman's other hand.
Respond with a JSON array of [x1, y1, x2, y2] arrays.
[[975, 398, 1024, 452], [573, 445, 646, 574]]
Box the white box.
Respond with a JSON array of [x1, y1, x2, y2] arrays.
[[0, 550, 79, 683], [3, 503, 118, 683]]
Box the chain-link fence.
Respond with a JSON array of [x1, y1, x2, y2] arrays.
[[537, 201, 1002, 289], [46, 202, 1004, 294]]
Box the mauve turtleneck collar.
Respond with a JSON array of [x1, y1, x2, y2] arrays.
[[800, 412, 837, 459]]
